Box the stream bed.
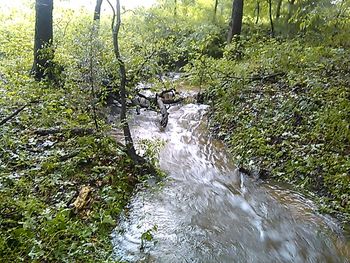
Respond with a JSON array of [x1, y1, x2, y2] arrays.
[[112, 103, 350, 263]]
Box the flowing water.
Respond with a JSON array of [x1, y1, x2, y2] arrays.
[[112, 103, 350, 263]]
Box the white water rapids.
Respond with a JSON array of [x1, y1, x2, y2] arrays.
[[111, 103, 350, 263]]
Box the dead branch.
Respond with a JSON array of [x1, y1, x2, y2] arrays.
[[133, 88, 184, 127], [0, 105, 27, 126], [137, 92, 155, 102], [249, 72, 285, 81], [157, 95, 169, 128], [159, 88, 177, 97], [59, 151, 80, 162], [136, 90, 183, 105], [0, 100, 39, 126], [215, 70, 285, 83], [162, 98, 183, 104], [135, 85, 152, 91]]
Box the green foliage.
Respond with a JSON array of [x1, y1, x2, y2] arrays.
[[1, 0, 350, 260], [0, 80, 141, 262], [140, 225, 158, 251], [193, 36, 350, 222], [0, 3, 153, 262], [138, 139, 166, 168]]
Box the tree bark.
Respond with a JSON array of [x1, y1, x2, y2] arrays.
[[89, 1, 104, 131], [227, 0, 244, 44], [276, 0, 282, 20], [268, 0, 275, 37], [32, 0, 53, 81], [213, 0, 219, 23], [286, 0, 295, 23], [255, 1, 260, 24], [109, 0, 138, 162], [94, 0, 103, 21]]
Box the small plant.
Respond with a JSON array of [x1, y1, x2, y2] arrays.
[[140, 225, 158, 251], [138, 139, 166, 167]]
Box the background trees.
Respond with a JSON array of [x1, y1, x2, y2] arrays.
[[94, 0, 103, 21], [32, 0, 53, 80], [0, 0, 349, 261], [227, 0, 244, 43], [108, 0, 138, 162]]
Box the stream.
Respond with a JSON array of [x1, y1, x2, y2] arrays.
[[112, 102, 350, 262]]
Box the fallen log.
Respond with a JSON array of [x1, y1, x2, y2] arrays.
[[59, 151, 80, 162], [34, 127, 94, 136], [132, 88, 187, 128]]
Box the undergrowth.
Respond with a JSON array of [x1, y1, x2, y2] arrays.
[[188, 37, 350, 223], [0, 74, 151, 262], [0, 5, 154, 262]]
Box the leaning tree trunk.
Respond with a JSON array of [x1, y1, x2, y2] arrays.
[[227, 0, 244, 44], [109, 0, 138, 162], [32, 0, 53, 81]]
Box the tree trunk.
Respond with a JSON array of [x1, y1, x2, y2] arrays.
[[268, 0, 275, 37], [255, 1, 260, 24], [286, 0, 295, 23], [276, 0, 282, 19], [94, 0, 103, 21], [227, 0, 244, 44], [89, 0, 104, 131], [174, 0, 177, 17], [110, 0, 138, 162], [32, 0, 53, 81], [213, 0, 219, 23]]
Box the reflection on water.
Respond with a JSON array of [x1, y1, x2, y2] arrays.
[[112, 104, 350, 263]]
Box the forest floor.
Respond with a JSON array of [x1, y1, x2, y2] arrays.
[[0, 77, 155, 261], [199, 38, 350, 226]]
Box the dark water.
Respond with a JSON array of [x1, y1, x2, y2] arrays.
[[112, 103, 350, 263]]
